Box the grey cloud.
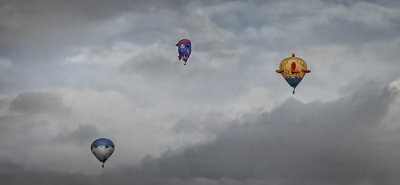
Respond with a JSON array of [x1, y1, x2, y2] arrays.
[[9, 91, 69, 116], [118, 45, 248, 103], [0, 81, 398, 185], [0, 0, 187, 61], [0, 171, 94, 185], [120, 48, 180, 80], [0, 0, 399, 184], [1, 0, 399, 62], [132, 82, 400, 185], [0, 90, 108, 174], [0, 91, 67, 133], [112, 0, 400, 105], [54, 124, 102, 146], [210, 1, 400, 49], [326, 0, 400, 6]]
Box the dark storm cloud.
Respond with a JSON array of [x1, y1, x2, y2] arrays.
[[0, 81, 399, 184]]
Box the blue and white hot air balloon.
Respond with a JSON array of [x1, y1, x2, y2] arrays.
[[91, 138, 115, 168]]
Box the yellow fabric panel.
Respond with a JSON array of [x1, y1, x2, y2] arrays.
[[279, 56, 309, 79]]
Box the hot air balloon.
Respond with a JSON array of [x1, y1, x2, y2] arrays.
[[276, 53, 311, 94], [91, 138, 115, 168], [176, 39, 191, 65]]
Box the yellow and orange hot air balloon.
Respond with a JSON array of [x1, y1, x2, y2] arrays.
[[276, 53, 311, 94]]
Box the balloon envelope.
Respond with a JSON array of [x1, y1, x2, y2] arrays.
[[176, 39, 191, 64], [91, 138, 114, 166], [276, 53, 310, 93]]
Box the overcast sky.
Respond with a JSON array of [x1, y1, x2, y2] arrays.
[[0, 0, 400, 184]]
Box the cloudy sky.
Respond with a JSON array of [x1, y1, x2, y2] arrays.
[[0, 0, 400, 184]]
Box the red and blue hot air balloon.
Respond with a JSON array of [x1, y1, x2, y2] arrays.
[[176, 39, 191, 65]]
